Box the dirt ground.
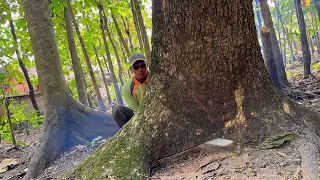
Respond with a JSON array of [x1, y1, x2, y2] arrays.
[[0, 65, 319, 180]]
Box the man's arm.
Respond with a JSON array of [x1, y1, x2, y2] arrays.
[[122, 83, 139, 112]]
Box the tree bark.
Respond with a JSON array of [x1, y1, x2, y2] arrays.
[[132, 0, 151, 63], [260, 0, 290, 87], [63, 7, 88, 106], [261, 28, 281, 89], [98, 5, 124, 105], [93, 46, 112, 105], [66, 0, 106, 110], [21, 1, 118, 179], [72, 0, 320, 179], [9, 20, 40, 115], [294, 0, 312, 76]]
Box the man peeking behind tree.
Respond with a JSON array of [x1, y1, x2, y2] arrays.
[[112, 52, 150, 128]]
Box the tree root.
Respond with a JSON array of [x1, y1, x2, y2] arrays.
[[23, 98, 118, 180], [297, 128, 320, 180]]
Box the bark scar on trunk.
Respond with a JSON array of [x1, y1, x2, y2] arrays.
[[224, 83, 247, 139]]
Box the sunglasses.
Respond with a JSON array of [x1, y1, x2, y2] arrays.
[[133, 63, 147, 70]]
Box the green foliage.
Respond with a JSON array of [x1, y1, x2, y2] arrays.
[[0, 100, 43, 143], [312, 61, 320, 70]]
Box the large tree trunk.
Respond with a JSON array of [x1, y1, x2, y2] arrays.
[[259, 0, 290, 87], [9, 20, 40, 115], [98, 5, 124, 105], [294, 0, 312, 76], [66, 0, 106, 110], [132, 0, 151, 63], [63, 7, 88, 106], [72, 0, 320, 179], [21, 1, 118, 179]]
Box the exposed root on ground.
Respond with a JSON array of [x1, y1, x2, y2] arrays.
[[297, 128, 320, 180], [23, 98, 118, 180]]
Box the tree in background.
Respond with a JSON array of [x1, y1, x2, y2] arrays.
[[21, 0, 118, 178], [260, 0, 290, 87], [294, 0, 312, 77]]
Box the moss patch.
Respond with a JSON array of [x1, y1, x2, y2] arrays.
[[258, 132, 299, 150], [72, 127, 149, 179]]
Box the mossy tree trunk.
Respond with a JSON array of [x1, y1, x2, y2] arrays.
[[260, 0, 290, 87], [294, 0, 312, 76], [72, 0, 320, 179], [21, 0, 118, 179], [63, 7, 88, 106]]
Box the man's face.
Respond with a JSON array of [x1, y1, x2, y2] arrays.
[[130, 61, 147, 80]]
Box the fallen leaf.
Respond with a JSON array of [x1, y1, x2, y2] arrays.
[[0, 158, 18, 173], [275, 151, 288, 158]]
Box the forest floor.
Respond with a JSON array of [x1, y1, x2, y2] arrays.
[[0, 62, 320, 180]]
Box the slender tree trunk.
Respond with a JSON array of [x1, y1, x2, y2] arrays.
[[132, 0, 151, 63], [314, 0, 320, 21], [255, 0, 263, 47], [274, 4, 296, 62], [120, 43, 131, 78], [98, 5, 123, 105], [283, 37, 287, 67], [81, 68, 93, 108], [66, 0, 106, 110], [307, 31, 315, 55], [130, 0, 144, 53], [260, 0, 290, 87], [290, 15, 299, 52], [111, 13, 130, 57], [276, 3, 282, 54], [294, 0, 312, 76], [2, 89, 17, 147], [312, 12, 320, 55], [72, 1, 320, 179], [103, 9, 124, 86], [21, 1, 118, 178], [9, 20, 40, 115], [93, 46, 112, 105], [261, 28, 281, 89], [122, 16, 134, 52], [63, 7, 88, 106]]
